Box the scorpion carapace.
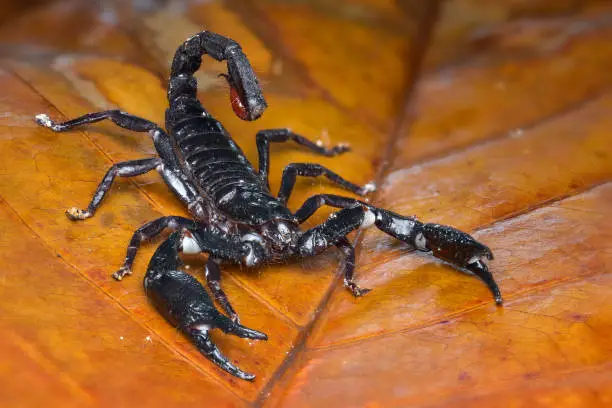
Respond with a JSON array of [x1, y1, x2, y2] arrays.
[[35, 30, 503, 381]]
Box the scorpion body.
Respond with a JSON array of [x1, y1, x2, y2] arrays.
[[35, 31, 503, 381]]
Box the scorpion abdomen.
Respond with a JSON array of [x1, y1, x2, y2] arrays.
[[170, 115, 294, 225]]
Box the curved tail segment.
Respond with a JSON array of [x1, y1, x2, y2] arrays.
[[167, 31, 267, 124]]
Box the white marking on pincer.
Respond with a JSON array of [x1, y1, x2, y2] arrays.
[[181, 235, 202, 254]]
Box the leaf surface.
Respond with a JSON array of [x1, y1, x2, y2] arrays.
[[0, 1, 610, 407]]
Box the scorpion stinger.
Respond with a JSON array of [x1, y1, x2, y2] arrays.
[[35, 30, 502, 380], [168, 31, 267, 122]]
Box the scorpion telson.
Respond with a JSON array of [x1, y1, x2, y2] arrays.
[[35, 30, 503, 381]]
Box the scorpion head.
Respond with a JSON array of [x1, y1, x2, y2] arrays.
[[224, 48, 268, 121], [260, 220, 299, 256]]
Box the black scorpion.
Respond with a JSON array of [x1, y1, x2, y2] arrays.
[[35, 31, 503, 381]]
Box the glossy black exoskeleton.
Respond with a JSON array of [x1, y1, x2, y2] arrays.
[[35, 31, 502, 381]]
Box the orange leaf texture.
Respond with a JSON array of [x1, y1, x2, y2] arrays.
[[0, 1, 610, 407]]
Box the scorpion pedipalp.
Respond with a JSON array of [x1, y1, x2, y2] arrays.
[[420, 223, 502, 304], [144, 232, 267, 381], [294, 195, 503, 304]]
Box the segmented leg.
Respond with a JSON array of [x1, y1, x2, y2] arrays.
[[65, 158, 161, 220], [255, 128, 350, 188], [35, 109, 158, 132], [294, 194, 361, 223], [297, 205, 374, 294], [36, 108, 205, 221], [205, 258, 239, 323], [336, 237, 371, 297], [144, 232, 267, 381], [114, 216, 196, 280], [277, 163, 376, 205], [296, 195, 503, 304], [34, 111, 182, 174]]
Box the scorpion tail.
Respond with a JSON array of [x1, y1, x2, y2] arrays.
[[144, 232, 267, 381], [168, 31, 267, 122]]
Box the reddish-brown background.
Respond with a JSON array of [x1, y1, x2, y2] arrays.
[[0, 0, 611, 407]]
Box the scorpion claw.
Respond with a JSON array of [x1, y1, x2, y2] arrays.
[[190, 319, 266, 380], [374, 212, 502, 304], [145, 233, 267, 380], [65, 207, 92, 221], [465, 259, 504, 305], [227, 322, 268, 340], [421, 223, 503, 304], [191, 329, 256, 381]]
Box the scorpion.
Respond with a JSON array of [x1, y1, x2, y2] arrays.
[[35, 31, 503, 381]]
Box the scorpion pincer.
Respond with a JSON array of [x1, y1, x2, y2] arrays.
[[35, 30, 502, 381]]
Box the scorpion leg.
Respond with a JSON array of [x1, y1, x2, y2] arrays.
[[35, 109, 158, 133], [34, 112, 200, 219], [277, 163, 376, 205], [114, 216, 196, 280], [296, 196, 503, 304], [34, 113, 199, 221], [145, 232, 267, 381], [335, 237, 372, 297], [297, 205, 376, 296], [65, 158, 161, 220], [255, 128, 350, 188], [205, 258, 239, 323], [294, 194, 362, 223]]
